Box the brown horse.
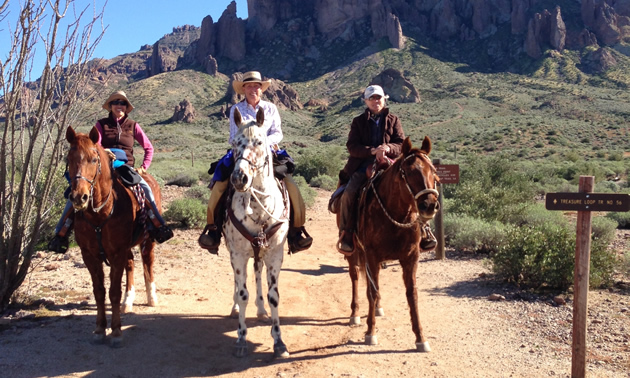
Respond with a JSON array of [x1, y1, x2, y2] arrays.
[[65, 126, 160, 347], [341, 136, 439, 352]]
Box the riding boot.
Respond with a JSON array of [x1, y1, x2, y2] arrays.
[[420, 224, 437, 251], [47, 205, 74, 254], [337, 230, 355, 256], [198, 224, 221, 255], [287, 226, 313, 254], [147, 203, 173, 244]]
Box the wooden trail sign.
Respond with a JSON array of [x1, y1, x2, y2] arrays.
[[546, 178, 630, 377], [432, 160, 459, 260]]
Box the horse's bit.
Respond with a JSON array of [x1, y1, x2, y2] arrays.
[[70, 147, 111, 213]]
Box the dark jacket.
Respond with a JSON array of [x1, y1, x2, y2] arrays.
[[342, 107, 405, 178]]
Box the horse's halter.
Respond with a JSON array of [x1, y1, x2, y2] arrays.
[[70, 147, 111, 213], [399, 153, 440, 202]]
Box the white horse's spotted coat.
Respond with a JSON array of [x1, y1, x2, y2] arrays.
[[224, 108, 290, 358]]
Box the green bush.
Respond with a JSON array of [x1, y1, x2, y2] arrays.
[[294, 146, 346, 183], [503, 203, 570, 228], [443, 213, 508, 253], [492, 222, 576, 289], [606, 211, 630, 229], [164, 198, 206, 228], [166, 173, 199, 187], [310, 174, 337, 191], [185, 185, 211, 201]]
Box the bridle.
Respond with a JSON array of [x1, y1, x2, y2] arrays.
[[369, 152, 439, 228], [70, 147, 112, 213]]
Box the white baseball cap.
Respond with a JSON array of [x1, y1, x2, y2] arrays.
[[363, 85, 389, 100]]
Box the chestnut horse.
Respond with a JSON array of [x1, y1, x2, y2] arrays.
[[342, 136, 439, 352], [223, 107, 290, 358], [66, 126, 160, 346]]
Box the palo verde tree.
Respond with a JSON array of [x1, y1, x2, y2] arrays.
[[0, 0, 105, 312]]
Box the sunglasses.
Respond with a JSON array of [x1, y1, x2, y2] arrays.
[[110, 100, 128, 106]]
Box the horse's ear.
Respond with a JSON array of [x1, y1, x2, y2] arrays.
[[255, 108, 265, 126], [233, 107, 242, 126], [88, 126, 100, 144], [66, 126, 76, 143], [402, 137, 412, 155], [420, 136, 432, 155]]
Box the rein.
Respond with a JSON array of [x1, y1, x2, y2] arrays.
[[369, 153, 439, 228], [79, 199, 116, 266], [70, 148, 112, 213]]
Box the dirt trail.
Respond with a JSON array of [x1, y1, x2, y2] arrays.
[[1, 188, 628, 378]]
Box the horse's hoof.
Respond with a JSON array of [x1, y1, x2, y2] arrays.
[[91, 333, 106, 344], [257, 312, 270, 322], [416, 341, 431, 352], [376, 308, 385, 317], [110, 336, 123, 348], [233, 340, 248, 358], [365, 334, 378, 345], [349, 316, 361, 326], [274, 341, 290, 359]]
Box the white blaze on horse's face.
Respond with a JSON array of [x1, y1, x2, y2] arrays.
[[231, 108, 268, 192]]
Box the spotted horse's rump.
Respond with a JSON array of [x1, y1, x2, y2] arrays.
[[223, 107, 290, 358]]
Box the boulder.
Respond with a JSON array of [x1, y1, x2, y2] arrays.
[[195, 15, 216, 66], [264, 79, 303, 111], [581, 47, 617, 73], [171, 99, 196, 123], [549, 7, 567, 51], [216, 1, 246, 61], [148, 42, 177, 77], [370, 68, 420, 103]]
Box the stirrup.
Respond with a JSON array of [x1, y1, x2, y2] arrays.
[[336, 230, 355, 256], [420, 225, 437, 252], [151, 225, 173, 244], [288, 227, 312, 254], [198, 224, 220, 255]]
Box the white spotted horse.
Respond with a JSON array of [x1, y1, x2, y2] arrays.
[[224, 107, 291, 358], [65, 126, 160, 347], [344, 136, 440, 352]]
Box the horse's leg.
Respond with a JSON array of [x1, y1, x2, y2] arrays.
[[84, 254, 107, 343], [108, 255, 127, 348], [254, 258, 269, 321], [232, 253, 250, 358], [401, 254, 430, 352], [264, 247, 289, 359], [347, 254, 361, 326], [122, 249, 135, 313], [364, 258, 381, 346], [230, 281, 240, 318], [141, 242, 158, 306]]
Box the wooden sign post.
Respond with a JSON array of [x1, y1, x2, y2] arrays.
[[546, 176, 630, 377], [433, 160, 459, 260]]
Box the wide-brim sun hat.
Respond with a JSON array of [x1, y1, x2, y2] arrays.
[[232, 71, 272, 95], [363, 85, 389, 100], [102, 90, 134, 113]]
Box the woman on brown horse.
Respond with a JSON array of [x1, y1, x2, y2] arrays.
[[336, 84, 436, 254], [48, 91, 172, 253]]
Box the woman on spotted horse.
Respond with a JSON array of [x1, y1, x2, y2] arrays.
[[48, 91, 173, 253], [198, 71, 312, 254], [336, 85, 437, 254]]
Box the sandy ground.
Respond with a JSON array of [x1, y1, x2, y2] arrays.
[[1, 188, 628, 378]]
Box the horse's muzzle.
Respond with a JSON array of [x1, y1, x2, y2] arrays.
[[418, 194, 440, 219], [70, 191, 89, 211], [231, 171, 249, 192]]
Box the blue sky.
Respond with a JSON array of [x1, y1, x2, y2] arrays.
[[1, 0, 247, 76]]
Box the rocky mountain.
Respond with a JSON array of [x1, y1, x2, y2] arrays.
[[90, 0, 630, 108]]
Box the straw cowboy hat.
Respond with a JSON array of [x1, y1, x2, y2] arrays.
[[232, 71, 272, 95], [102, 90, 134, 113]]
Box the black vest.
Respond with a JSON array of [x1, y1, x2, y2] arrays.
[[97, 114, 137, 167]]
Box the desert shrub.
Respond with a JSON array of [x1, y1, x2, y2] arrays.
[[310, 174, 337, 191], [591, 216, 618, 244], [589, 217, 618, 288], [491, 222, 575, 289], [166, 173, 198, 187], [444, 155, 535, 222], [292, 175, 317, 208], [605, 212, 630, 228], [164, 198, 206, 228], [503, 203, 570, 228], [443, 213, 508, 253], [294, 146, 346, 183], [185, 185, 211, 201]]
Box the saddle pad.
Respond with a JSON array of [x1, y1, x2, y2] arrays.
[[328, 184, 346, 214]]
